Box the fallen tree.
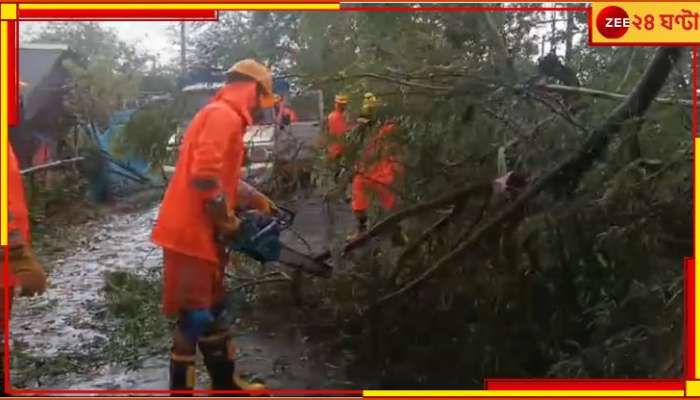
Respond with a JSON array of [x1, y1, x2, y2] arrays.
[[379, 46, 684, 304]]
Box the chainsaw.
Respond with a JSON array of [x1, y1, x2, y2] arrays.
[[224, 206, 333, 278]]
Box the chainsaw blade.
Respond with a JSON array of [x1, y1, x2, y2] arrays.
[[276, 244, 333, 278]]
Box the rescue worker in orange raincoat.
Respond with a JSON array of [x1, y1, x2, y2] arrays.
[[151, 59, 277, 393], [323, 94, 356, 195], [4, 82, 48, 396], [274, 94, 298, 129], [326, 94, 350, 161], [349, 93, 407, 242]]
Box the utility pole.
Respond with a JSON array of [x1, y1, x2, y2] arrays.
[[565, 10, 574, 64], [180, 22, 186, 80]]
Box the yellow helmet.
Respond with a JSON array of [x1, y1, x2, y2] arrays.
[[361, 92, 379, 115], [274, 94, 282, 104], [226, 59, 274, 108], [335, 94, 349, 104]]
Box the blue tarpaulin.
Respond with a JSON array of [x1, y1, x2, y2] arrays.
[[87, 109, 155, 202], [273, 78, 291, 98]]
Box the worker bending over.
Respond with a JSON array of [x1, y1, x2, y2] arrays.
[[326, 94, 351, 161], [151, 59, 277, 393]]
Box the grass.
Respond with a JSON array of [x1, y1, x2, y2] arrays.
[[102, 269, 173, 369]]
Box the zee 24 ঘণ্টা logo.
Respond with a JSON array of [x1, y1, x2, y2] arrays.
[[596, 5, 700, 39]]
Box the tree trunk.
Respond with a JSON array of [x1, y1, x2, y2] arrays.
[[180, 22, 187, 79]]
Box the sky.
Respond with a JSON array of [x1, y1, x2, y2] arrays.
[[103, 22, 176, 64], [20, 8, 569, 67], [21, 21, 178, 65]]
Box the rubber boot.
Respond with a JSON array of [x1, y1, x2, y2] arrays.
[[198, 332, 266, 396], [170, 350, 196, 396]]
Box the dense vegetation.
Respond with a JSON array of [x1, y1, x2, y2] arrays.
[[187, 8, 692, 385], [24, 6, 693, 387]]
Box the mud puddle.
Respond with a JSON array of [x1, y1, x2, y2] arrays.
[[10, 193, 357, 394]]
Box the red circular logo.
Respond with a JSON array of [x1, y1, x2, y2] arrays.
[[596, 6, 630, 39]]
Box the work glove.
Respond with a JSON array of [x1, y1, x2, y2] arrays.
[[215, 213, 241, 241], [249, 191, 278, 215], [205, 196, 242, 242], [237, 180, 278, 215], [8, 245, 47, 297]]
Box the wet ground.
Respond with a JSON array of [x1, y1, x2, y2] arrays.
[[9, 190, 357, 394]]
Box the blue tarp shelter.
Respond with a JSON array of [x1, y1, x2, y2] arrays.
[[87, 110, 155, 202]]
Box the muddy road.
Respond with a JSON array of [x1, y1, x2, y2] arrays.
[[10, 192, 357, 393]]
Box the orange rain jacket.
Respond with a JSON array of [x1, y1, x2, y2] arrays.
[[152, 82, 259, 316], [327, 108, 349, 159], [152, 82, 257, 264], [351, 122, 405, 213], [6, 145, 29, 288]]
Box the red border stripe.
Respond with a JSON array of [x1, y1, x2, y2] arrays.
[[11, 389, 363, 395], [18, 9, 218, 19], [3, 4, 696, 395], [342, 6, 587, 12], [10, 0, 334, 3], [485, 379, 685, 391], [7, 22, 17, 126], [3, 247, 8, 396], [686, 258, 695, 380], [694, 47, 698, 140]]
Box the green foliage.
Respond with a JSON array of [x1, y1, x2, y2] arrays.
[[189, 9, 691, 385], [30, 22, 144, 67], [140, 73, 178, 94], [112, 104, 178, 171], [17, 10, 687, 387], [27, 23, 150, 132], [63, 58, 141, 130], [103, 270, 173, 368]]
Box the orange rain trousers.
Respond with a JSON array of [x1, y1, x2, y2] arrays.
[[351, 122, 404, 213]]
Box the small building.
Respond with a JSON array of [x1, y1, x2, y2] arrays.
[[13, 43, 80, 169]]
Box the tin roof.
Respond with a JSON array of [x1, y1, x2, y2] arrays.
[[20, 45, 69, 92], [181, 81, 225, 93], [20, 43, 70, 51], [19, 44, 78, 124]]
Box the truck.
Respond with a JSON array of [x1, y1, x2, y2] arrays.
[[167, 81, 324, 193], [243, 89, 324, 191]]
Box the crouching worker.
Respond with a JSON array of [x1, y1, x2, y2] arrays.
[[151, 59, 277, 394], [349, 93, 407, 244], [4, 142, 48, 395]]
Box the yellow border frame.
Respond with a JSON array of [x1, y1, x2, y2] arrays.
[[0, 2, 696, 398]]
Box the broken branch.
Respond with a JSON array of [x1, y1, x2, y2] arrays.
[[231, 277, 293, 292], [21, 157, 84, 175], [379, 47, 683, 305], [535, 83, 692, 108], [313, 181, 492, 261]]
